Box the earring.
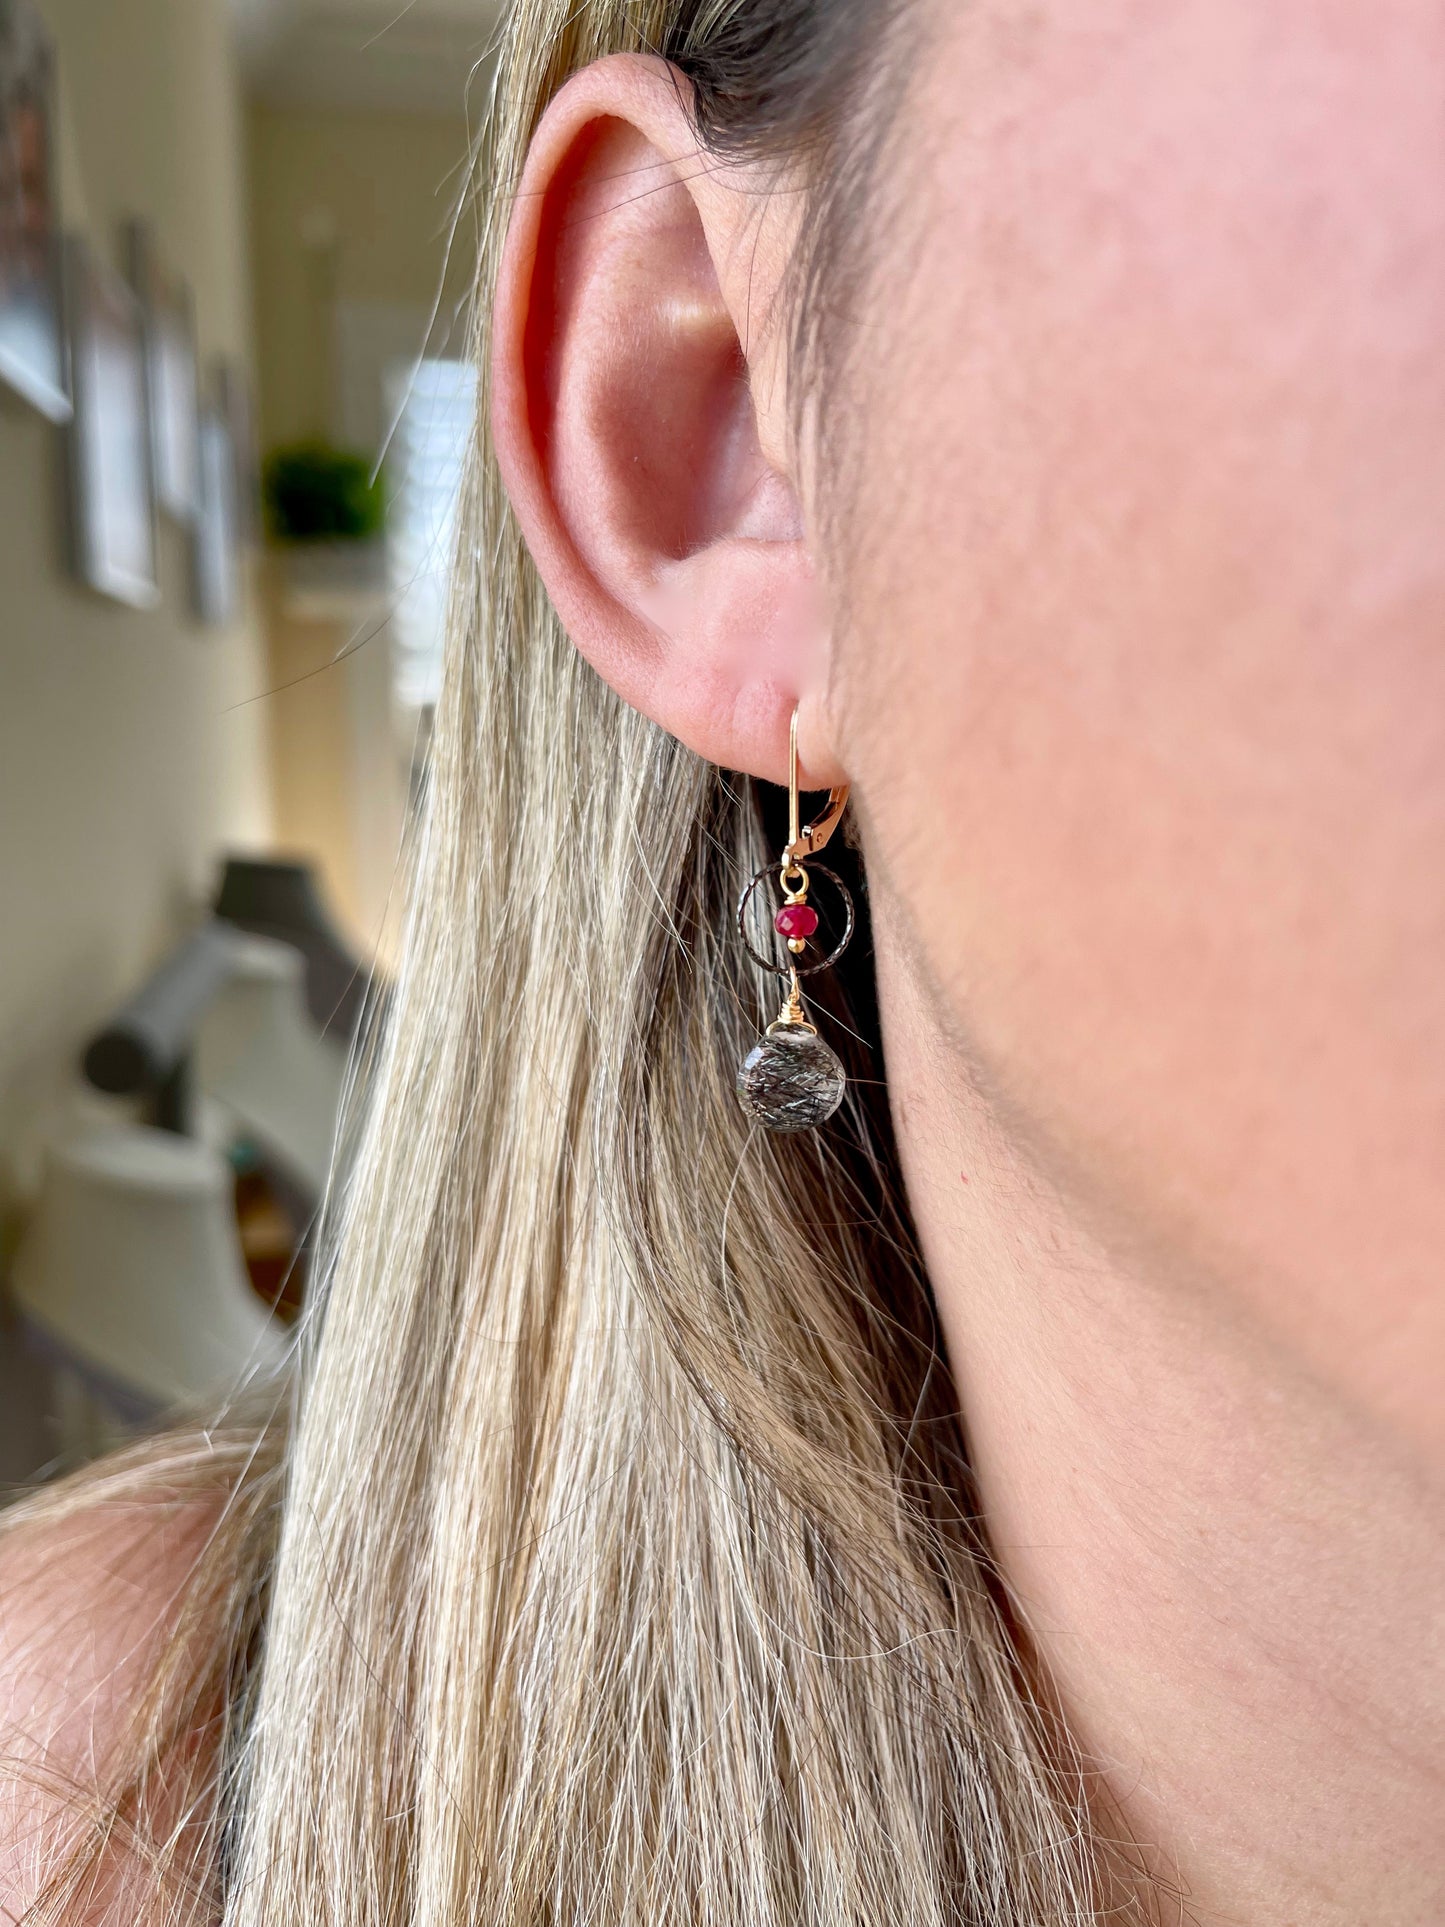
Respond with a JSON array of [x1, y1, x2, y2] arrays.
[[735, 708, 854, 1134]]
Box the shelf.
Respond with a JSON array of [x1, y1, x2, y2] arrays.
[[275, 540, 388, 623]]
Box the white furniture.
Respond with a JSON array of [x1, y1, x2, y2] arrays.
[[11, 1126, 286, 1440], [8, 925, 347, 1459], [195, 933, 348, 1196]]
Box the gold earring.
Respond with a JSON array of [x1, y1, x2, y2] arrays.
[[735, 708, 854, 1133]]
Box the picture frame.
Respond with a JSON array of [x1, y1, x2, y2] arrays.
[[64, 233, 159, 609], [126, 217, 201, 523], [214, 353, 259, 543], [193, 401, 239, 627], [0, 0, 68, 422]]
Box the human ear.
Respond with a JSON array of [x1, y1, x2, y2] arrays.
[[491, 54, 844, 787]]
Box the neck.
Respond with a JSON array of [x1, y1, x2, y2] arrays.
[[873, 911, 1445, 1926]]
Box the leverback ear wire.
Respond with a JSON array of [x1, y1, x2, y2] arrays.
[[783, 707, 850, 870], [775, 708, 851, 1020]]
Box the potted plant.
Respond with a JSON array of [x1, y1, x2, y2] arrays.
[[263, 441, 387, 619]]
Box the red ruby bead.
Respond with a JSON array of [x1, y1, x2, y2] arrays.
[[775, 902, 819, 940]]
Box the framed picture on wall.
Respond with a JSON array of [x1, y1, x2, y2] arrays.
[[64, 234, 159, 608], [0, 0, 68, 421], [214, 354, 259, 542], [126, 218, 201, 522], [193, 400, 239, 626]]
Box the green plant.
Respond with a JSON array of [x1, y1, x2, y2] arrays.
[[262, 441, 386, 542]]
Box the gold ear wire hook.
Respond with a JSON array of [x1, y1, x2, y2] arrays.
[[783, 705, 850, 865]]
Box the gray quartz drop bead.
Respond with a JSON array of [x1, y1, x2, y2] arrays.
[[736, 1025, 846, 1133]]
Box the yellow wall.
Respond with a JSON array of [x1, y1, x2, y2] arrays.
[[248, 101, 475, 447], [0, 0, 271, 1207], [247, 102, 471, 953]]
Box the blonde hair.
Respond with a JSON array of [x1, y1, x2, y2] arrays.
[[7, 2, 1145, 1920]]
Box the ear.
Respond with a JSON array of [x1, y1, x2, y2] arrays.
[[491, 53, 844, 787]]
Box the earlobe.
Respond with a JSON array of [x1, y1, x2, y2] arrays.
[[491, 55, 844, 787]]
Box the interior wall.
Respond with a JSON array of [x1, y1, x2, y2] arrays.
[[0, 0, 272, 1220], [248, 101, 476, 451], [247, 101, 472, 956]]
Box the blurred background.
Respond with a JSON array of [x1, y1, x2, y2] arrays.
[[0, 0, 497, 1485]]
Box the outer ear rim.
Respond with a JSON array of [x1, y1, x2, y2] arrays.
[[488, 53, 849, 789], [490, 58, 684, 697]]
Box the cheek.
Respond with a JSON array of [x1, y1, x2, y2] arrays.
[[834, 0, 1445, 1446]]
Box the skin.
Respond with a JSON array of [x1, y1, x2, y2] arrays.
[[0, 1505, 220, 1923], [491, 6, 1445, 1922]]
